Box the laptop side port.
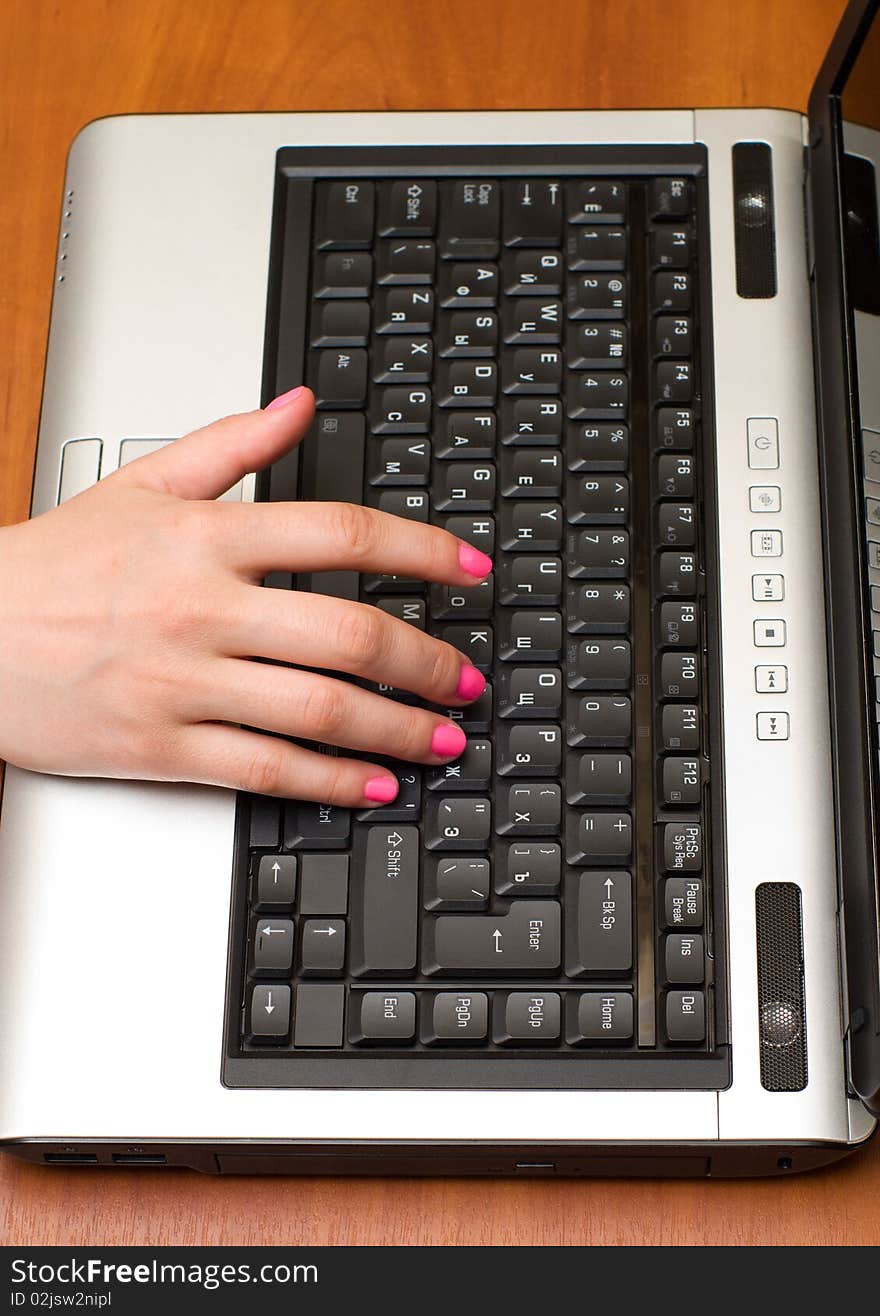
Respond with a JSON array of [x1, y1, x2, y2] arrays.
[[111, 1153, 167, 1165]]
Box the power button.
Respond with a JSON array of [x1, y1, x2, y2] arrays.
[[747, 418, 779, 470]]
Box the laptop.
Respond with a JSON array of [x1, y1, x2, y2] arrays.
[[1, 0, 879, 1179]]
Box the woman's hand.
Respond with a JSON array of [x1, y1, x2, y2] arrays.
[[0, 386, 492, 807]]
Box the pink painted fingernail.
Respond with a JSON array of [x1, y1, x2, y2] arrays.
[[431, 723, 467, 758], [363, 776, 399, 804], [458, 543, 493, 577], [265, 385, 307, 412], [456, 665, 486, 701]]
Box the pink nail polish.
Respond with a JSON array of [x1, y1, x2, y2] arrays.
[[456, 665, 486, 701], [431, 723, 467, 758], [363, 776, 399, 804], [265, 385, 307, 412], [458, 542, 493, 578]]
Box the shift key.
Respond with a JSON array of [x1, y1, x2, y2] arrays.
[[350, 826, 419, 976]]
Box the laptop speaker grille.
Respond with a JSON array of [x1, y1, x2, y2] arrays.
[[732, 142, 777, 298], [755, 882, 807, 1091]]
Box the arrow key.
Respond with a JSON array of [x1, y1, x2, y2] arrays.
[[300, 919, 346, 976], [254, 854, 297, 911], [251, 918, 295, 975], [248, 984, 291, 1043]]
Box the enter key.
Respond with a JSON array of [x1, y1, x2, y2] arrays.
[[423, 901, 561, 975]]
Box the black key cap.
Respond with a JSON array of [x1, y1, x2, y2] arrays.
[[310, 299, 370, 346], [352, 991, 416, 1043], [664, 877, 704, 929], [299, 918, 346, 976], [350, 826, 419, 976], [248, 984, 291, 1044], [500, 397, 564, 446], [298, 853, 349, 914], [293, 983, 345, 1048], [568, 474, 629, 524], [567, 322, 628, 368], [567, 371, 628, 420], [249, 795, 281, 850], [657, 552, 698, 598], [568, 528, 630, 578], [658, 600, 699, 647], [663, 821, 703, 873], [498, 555, 562, 605], [441, 513, 496, 555], [650, 177, 691, 219], [661, 703, 701, 752], [312, 348, 368, 408], [652, 270, 692, 312], [665, 990, 706, 1043], [424, 901, 561, 974], [500, 448, 563, 499], [495, 782, 562, 835], [372, 335, 433, 384], [427, 739, 492, 792], [655, 360, 694, 404], [503, 248, 563, 296], [426, 856, 491, 909], [654, 315, 693, 357], [571, 992, 633, 1042], [358, 765, 422, 822], [367, 437, 431, 485], [428, 992, 489, 1043], [566, 811, 632, 865], [433, 461, 496, 511], [255, 855, 297, 911], [376, 597, 426, 629], [650, 226, 693, 268], [374, 488, 430, 521], [376, 238, 436, 284], [438, 310, 498, 358], [499, 501, 564, 552], [567, 274, 627, 319], [436, 411, 496, 460], [370, 387, 431, 434], [435, 360, 497, 408], [438, 261, 499, 306], [567, 870, 633, 974], [299, 411, 366, 505], [284, 800, 350, 850], [313, 251, 372, 297], [566, 226, 626, 270], [655, 406, 696, 451], [439, 180, 501, 259], [378, 179, 437, 236], [375, 287, 435, 334], [657, 502, 696, 547], [442, 682, 494, 733], [362, 573, 423, 597], [437, 623, 494, 671], [497, 992, 561, 1043], [662, 755, 702, 806], [568, 180, 626, 224], [665, 933, 705, 984], [314, 180, 374, 249], [425, 796, 492, 850], [496, 841, 561, 896], [659, 651, 700, 699], [566, 581, 630, 633], [656, 452, 695, 498], [498, 610, 563, 661], [502, 298, 563, 344], [497, 666, 563, 719], [251, 918, 295, 975], [497, 723, 562, 776], [566, 694, 632, 747], [503, 180, 563, 246], [568, 638, 631, 690], [567, 751, 631, 804], [501, 346, 563, 394]]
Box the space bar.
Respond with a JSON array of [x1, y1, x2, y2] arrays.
[[297, 412, 365, 600]]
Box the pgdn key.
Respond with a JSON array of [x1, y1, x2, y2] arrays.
[[423, 900, 561, 974]]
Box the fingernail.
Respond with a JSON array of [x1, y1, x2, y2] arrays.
[[431, 723, 467, 758], [265, 385, 307, 412], [456, 665, 486, 701], [363, 776, 399, 804], [458, 543, 493, 577]]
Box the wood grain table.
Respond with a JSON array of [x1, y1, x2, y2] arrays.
[[2, 0, 879, 1246]]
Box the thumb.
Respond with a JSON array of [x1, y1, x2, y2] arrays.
[[113, 386, 315, 500]]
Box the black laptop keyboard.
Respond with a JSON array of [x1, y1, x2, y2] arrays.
[[225, 149, 727, 1089]]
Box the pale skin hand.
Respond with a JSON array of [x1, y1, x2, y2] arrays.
[[0, 386, 492, 807]]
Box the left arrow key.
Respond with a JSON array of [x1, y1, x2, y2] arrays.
[[251, 918, 295, 975], [248, 984, 291, 1043]]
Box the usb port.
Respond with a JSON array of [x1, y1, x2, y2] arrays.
[[111, 1153, 167, 1165], [44, 1153, 98, 1164], [515, 1161, 556, 1171]]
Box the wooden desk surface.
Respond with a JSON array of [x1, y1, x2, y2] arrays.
[[2, 0, 879, 1247]]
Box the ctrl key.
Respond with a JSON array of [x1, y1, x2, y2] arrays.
[[665, 990, 706, 1044], [248, 984, 291, 1044], [351, 992, 416, 1044]]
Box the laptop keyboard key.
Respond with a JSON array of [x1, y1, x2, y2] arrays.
[[299, 919, 346, 976], [350, 826, 419, 976], [665, 990, 706, 1043], [314, 181, 375, 249], [429, 992, 489, 1042], [439, 181, 501, 259], [498, 992, 561, 1042], [425, 900, 561, 974], [252, 918, 295, 975], [353, 992, 417, 1043], [249, 984, 292, 1044]]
